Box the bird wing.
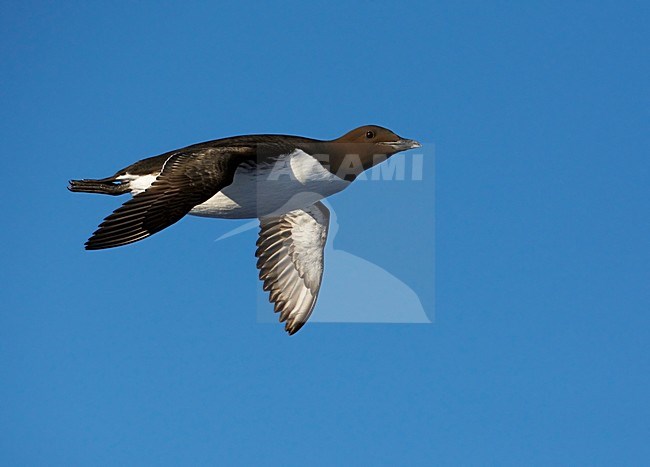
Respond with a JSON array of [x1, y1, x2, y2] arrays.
[[255, 201, 330, 335], [85, 146, 253, 250]]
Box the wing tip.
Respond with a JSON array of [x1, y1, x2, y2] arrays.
[[285, 320, 305, 335], [84, 228, 151, 251]]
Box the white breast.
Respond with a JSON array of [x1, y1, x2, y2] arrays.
[[190, 149, 350, 219]]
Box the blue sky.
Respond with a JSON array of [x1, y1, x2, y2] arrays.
[[1, 1, 648, 465]]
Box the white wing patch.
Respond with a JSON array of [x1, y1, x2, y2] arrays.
[[255, 202, 330, 334], [117, 173, 159, 195]]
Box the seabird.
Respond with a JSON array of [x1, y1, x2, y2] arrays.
[[69, 125, 421, 334]]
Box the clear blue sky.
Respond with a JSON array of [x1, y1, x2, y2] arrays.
[[1, 1, 648, 465]]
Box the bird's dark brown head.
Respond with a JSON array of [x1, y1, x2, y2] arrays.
[[314, 125, 421, 181], [337, 125, 420, 152]]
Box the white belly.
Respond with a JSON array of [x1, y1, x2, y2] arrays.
[[190, 149, 350, 219]]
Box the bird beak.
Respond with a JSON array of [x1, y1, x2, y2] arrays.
[[380, 138, 422, 151]]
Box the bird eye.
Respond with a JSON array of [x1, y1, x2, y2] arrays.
[[365, 131, 375, 139]]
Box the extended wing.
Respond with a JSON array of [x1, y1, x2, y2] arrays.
[[255, 202, 330, 334], [85, 146, 251, 250]]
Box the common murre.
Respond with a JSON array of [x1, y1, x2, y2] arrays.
[[69, 125, 421, 334]]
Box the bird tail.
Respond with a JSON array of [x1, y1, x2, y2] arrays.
[[68, 177, 130, 196]]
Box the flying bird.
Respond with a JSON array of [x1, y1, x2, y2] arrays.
[[69, 125, 421, 334]]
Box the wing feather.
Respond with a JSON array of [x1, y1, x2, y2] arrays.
[[85, 147, 251, 250], [255, 202, 330, 335]]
